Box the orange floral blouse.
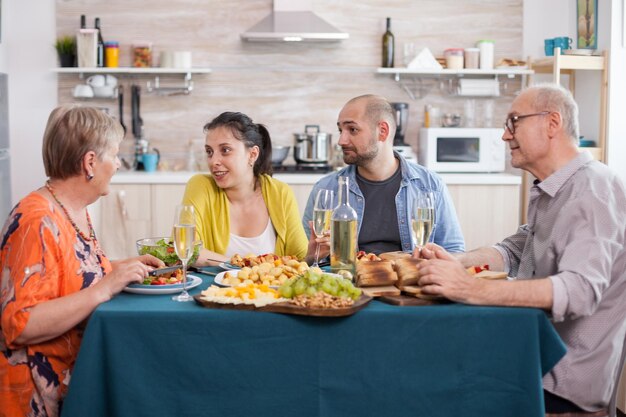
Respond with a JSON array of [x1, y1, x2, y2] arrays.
[[0, 192, 111, 417]]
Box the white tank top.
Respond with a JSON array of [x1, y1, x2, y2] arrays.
[[225, 219, 277, 258]]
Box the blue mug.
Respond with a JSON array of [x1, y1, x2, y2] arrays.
[[142, 149, 160, 172], [553, 37, 572, 53], [544, 38, 555, 56]]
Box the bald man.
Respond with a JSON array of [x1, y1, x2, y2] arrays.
[[302, 94, 464, 256]]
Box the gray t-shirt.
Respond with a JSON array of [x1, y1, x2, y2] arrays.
[[355, 165, 402, 254]]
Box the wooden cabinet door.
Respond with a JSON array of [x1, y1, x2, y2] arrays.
[[99, 184, 152, 260], [151, 184, 186, 237], [447, 184, 520, 250], [288, 184, 313, 217]]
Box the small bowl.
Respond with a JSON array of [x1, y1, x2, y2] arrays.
[[272, 146, 290, 165], [136, 237, 201, 265]]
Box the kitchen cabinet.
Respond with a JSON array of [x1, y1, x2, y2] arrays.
[[92, 175, 519, 259], [447, 183, 520, 250], [93, 184, 186, 259]]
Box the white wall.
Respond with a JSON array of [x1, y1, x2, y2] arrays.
[[3, 0, 57, 206], [606, 0, 626, 182], [523, 0, 625, 183]]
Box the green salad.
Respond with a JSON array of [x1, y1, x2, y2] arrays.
[[138, 238, 200, 266]]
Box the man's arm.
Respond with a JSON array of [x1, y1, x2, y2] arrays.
[[453, 246, 506, 271], [418, 246, 553, 309]]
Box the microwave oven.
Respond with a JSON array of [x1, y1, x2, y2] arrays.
[[418, 128, 505, 173]]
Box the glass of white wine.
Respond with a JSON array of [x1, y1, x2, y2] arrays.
[[172, 204, 196, 302], [312, 189, 335, 267], [412, 191, 435, 249]]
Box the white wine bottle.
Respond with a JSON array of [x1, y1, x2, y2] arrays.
[[330, 176, 358, 277], [382, 17, 395, 68], [95, 17, 105, 67]]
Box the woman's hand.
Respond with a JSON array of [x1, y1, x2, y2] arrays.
[[305, 220, 330, 265], [99, 254, 164, 300]]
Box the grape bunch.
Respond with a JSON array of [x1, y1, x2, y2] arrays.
[[278, 267, 362, 301]]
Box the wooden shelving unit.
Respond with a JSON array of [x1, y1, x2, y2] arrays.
[[521, 48, 609, 222]]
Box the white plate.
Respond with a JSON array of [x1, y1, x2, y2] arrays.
[[123, 274, 202, 295], [213, 270, 279, 289], [219, 262, 239, 270]]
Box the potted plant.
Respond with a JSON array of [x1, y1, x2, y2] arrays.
[[55, 35, 76, 67]]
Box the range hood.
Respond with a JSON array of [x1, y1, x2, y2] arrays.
[[241, 0, 349, 42]]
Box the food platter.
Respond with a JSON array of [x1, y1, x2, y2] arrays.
[[213, 270, 281, 288], [124, 274, 202, 295], [213, 270, 282, 289], [193, 293, 372, 317]]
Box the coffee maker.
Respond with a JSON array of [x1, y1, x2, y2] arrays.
[[390, 102, 417, 162]]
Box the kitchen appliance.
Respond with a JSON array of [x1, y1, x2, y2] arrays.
[[390, 102, 417, 162], [293, 125, 331, 166], [418, 127, 505, 173], [272, 164, 332, 173], [241, 0, 349, 42], [131, 84, 148, 171], [0, 73, 11, 222]]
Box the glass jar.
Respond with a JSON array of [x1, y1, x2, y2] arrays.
[[133, 42, 152, 67], [464, 47, 480, 69], [477, 40, 495, 70], [104, 41, 119, 68], [444, 48, 464, 70]]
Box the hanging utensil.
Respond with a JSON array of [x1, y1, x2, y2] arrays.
[[118, 85, 126, 135]]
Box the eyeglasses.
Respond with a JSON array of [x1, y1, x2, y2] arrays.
[[503, 111, 550, 134]]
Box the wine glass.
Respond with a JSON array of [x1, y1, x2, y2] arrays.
[[172, 205, 196, 302], [312, 189, 335, 267], [411, 191, 435, 249]]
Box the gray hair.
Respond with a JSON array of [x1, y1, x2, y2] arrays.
[[524, 83, 579, 141], [43, 105, 124, 179]]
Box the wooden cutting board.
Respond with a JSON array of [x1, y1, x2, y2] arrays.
[[378, 295, 446, 306], [193, 294, 372, 317], [361, 285, 401, 297]]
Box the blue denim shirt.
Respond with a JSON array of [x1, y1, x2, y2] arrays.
[[302, 153, 465, 253]]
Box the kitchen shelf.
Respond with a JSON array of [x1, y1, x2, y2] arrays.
[[53, 67, 211, 96], [52, 67, 212, 75], [376, 67, 533, 99]]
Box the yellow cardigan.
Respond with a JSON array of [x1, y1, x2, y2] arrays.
[[182, 174, 308, 260]]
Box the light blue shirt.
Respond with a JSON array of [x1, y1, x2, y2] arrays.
[[302, 153, 465, 253]]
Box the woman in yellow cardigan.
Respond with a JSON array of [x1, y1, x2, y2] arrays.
[[182, 112, 313, 264]]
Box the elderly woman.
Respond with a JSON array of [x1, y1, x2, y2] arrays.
[[0, 105, 163, 417], [182, 112, 314, 264]]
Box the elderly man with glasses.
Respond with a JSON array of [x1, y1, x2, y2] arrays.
[[415, 83, 626, 416]]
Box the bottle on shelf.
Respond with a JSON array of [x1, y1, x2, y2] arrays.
[[330, 176, 358, 277], [382, 17, 395, 68], [80, 14, 86, 29], [95, 17, 105, 67]]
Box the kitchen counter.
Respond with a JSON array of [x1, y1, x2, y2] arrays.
[[110, 171, 522, 185]]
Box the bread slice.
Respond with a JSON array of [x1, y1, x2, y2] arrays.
[[379, 251, 412, 261], [394, 258, 423, 288], [361, 285, 401, 297], [401, 285, 444, 301], [356, 260, 397, 287]]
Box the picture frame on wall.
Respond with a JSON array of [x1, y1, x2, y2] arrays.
[[577, 0, 598, 49]]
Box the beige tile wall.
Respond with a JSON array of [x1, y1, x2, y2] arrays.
[[56, 0, 524, 168]]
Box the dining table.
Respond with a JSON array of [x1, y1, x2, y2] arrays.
[[61, 268, 566, 417]]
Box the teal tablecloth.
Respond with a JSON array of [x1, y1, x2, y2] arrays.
[[62, 270, 565, 417]]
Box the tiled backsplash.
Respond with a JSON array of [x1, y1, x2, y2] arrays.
[[56, 0, 524, 162]]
